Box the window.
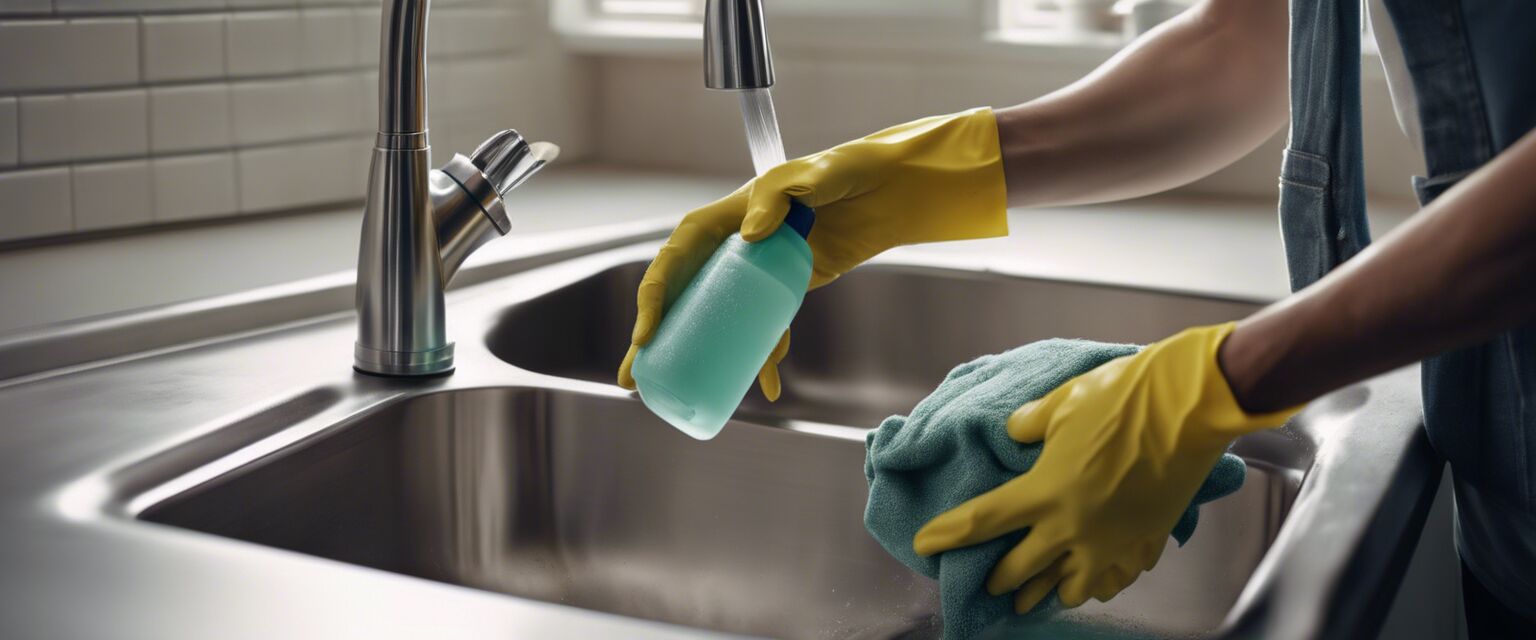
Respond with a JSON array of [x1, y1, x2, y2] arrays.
[[594, 0, 704, 21], [1000, 0, 1073, 32], [589, 0, 956, 22], [557, 0, 1070, 54]]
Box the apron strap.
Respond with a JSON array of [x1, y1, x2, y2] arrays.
[[1282, 0, 1373, 291]]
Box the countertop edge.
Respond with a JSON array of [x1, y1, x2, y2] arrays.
[[0, 218, 673, 385]]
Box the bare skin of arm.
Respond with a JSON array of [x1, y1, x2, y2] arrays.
[[998, 0, 1291, 208], [993, 0, 1536, 412], [1220, 128, 1536, 412]]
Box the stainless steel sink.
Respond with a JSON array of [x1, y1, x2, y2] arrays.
[[486, 261, 1307, 637], [16, 239, 1420, 640], [119, 250, 1427, 640], [140, 380, 1307, 639], [143, 388, 937, 639]]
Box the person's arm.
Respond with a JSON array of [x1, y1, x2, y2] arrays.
[[619, 0, 1289, 395], [912, 128, 1536, 614], [1220, 128, 1536, 412], [1000, 0, 1290, 208]]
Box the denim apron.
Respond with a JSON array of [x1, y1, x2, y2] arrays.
[[1284, 0, 1536, 613]]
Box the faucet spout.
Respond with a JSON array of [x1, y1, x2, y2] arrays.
[[354, 1, 557, 377]]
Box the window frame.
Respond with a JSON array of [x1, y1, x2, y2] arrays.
[[552, 0, 1125, 58], [588, 0, 705, 22]]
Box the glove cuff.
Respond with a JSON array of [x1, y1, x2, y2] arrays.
[[1188, 323, 1304, 439], [862, 107, 1011, 244], [942, 107, 1011, 241]]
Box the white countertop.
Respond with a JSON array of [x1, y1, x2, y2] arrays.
[[902, 192, 1414, 303], [0, 163, 1416, 334]]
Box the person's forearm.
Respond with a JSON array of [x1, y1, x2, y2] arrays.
[[999, 0, 1289, 208], [1220, 129, 1536, 413]]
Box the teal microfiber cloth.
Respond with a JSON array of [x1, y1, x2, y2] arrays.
[[863, 339, 1247, 639]]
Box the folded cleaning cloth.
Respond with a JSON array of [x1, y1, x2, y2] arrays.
[[863, 339, 1247, 640]]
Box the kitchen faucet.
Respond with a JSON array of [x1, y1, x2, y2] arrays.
[[355, 0, 558, 377]]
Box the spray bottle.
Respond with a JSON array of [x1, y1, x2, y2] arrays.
[[631, 0, 810, 439], [631, 202, 813, 439]]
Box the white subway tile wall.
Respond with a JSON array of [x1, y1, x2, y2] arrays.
[[72, 160, 153, 231], [230, 79, 311, 144], [226, 11, 303, 77], [594, 52, 1427, 201], [0, 0, 573, 243], [0, 167, 71, 238], [152, 152, 238, 222], [0, 2, 51, 16], [71, 90, 152, 161], [300, 9, 356, 72], [149, 84, 234, 153], [18, 95, 72, 164], [142, 14, 226, 82], [0, 98, 16, 167]]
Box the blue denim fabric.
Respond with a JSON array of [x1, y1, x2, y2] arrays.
[[1286, 0, 1536, 508], [1286, 0, 1536, 613], [1460, 2, 1536, 153], [1280, 0, 1372, 292], [1373, 0, 1536, 511]]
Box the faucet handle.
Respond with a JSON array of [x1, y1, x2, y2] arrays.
[[432, 130, 561, 284], [471, 129, 561, 197]]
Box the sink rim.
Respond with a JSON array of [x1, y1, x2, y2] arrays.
[[483, 252, 1321, 471]]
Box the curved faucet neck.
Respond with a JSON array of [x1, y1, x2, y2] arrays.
[[379, 0, 429, 149], [354, 0, 557, 377]]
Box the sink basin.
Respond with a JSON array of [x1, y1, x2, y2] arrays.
[[142, 384, 1300, 639], [138, 258, 1326, 639], [143, 388, 935, 638]]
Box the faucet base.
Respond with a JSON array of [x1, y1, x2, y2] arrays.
[[354, 342, 456, 377]]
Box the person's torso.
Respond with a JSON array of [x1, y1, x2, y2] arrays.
[[1289, 0, 1536, 615], [1366, 0, 1536, 510], [1366, 0, 1422, 152]]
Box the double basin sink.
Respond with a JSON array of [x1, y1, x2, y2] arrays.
[[92, 243, 1432, 639]]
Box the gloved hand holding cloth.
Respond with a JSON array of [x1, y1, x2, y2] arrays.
[[618, 107, 1010, 399], [909, 323, 1300, 622], [866, 331, 1274, 638]]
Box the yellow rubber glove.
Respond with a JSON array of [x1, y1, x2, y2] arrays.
[[617, 107, 1009, 398], [912, 323, 1300, 613]]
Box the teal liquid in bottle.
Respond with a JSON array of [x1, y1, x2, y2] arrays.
[[632, 203, 815, 439]]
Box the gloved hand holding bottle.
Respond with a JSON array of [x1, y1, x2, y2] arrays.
[[912, 323, 1300, 613], [616, 107, 1011, 399]]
